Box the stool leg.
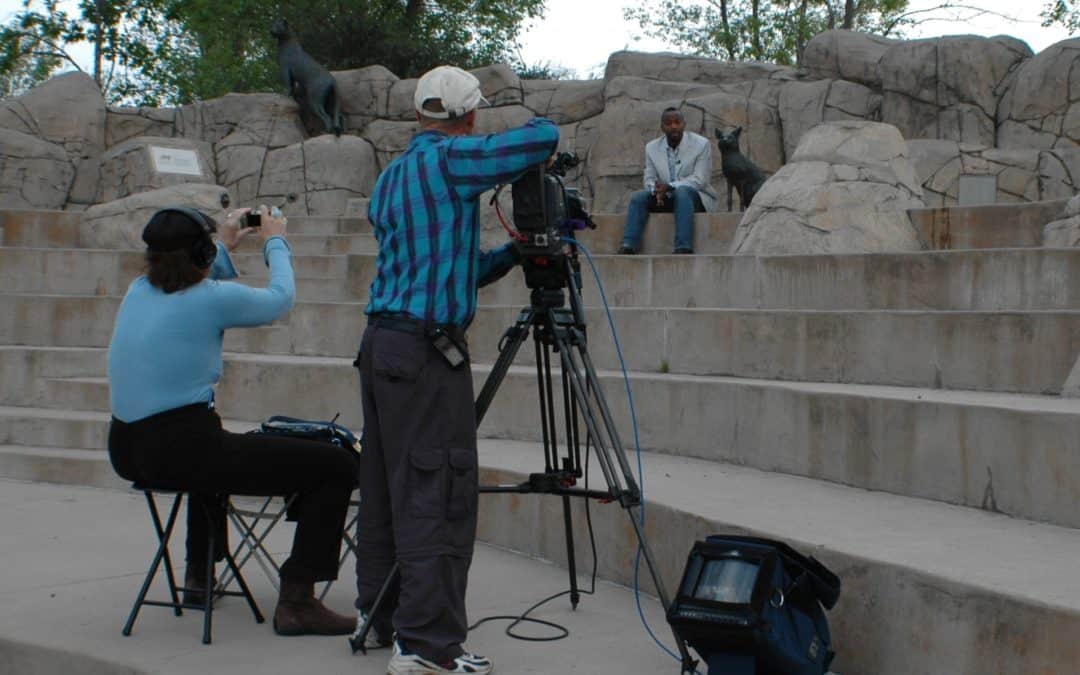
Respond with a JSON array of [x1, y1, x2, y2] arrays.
[[159, 494, 183, 617], [222, 538, 266, 624], [201, 500, 217, 644], [123, 492, 183, 636]]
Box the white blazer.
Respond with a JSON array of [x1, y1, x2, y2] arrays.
[[643, 131, 717, 213]]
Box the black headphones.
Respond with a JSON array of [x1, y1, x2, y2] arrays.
[[148, 206, 218, 269]]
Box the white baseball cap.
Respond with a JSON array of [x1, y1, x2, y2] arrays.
[[414, 65, 489, 119]]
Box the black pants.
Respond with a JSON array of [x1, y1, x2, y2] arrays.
[[354, 321, 478, 662], [108, 403, 358, 583]]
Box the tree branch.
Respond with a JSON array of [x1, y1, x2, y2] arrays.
[[8, 31, 86, 73]]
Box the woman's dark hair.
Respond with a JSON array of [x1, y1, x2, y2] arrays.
[[146, 249, 206, 293]]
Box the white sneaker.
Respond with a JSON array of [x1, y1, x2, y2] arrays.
[[349, 609, 393, 651], [386, 638, 494, 674]]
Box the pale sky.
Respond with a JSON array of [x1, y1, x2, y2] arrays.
[[1, 0, 1075, 80], [517, 0, 1076, 77]]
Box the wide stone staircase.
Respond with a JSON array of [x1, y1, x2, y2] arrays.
[[2, 202, 1079, 673]]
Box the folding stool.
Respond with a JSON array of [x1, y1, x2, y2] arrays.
[[219, 493, 362, 601], [121, 484, 264, 644]]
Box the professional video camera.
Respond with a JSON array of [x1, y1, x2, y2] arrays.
[[508, 152, 596, 291]]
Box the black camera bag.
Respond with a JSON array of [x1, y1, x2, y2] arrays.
[[255, 415, 361, 453], [667, 535, 840, 675]]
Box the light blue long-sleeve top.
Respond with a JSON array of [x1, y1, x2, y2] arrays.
[[107, 238, 294, 422]]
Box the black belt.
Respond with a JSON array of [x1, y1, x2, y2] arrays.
[[370, 314, 466, 343]]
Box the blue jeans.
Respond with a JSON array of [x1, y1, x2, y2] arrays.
[[621, 186, 705, 252]]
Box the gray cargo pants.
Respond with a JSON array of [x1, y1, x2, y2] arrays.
[[354, 319, 478, 662]]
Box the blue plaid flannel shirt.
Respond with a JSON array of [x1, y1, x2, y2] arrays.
[[366, 118, 560, 327]]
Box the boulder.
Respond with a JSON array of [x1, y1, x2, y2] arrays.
[[731, 121, 925, 255], [300, 135, 379, 215], [604, 76, 720, 106], [333, 65, 399, 132], [175, 93, 304, 146], [604, 51, 800, 85], [1038, 148, 1080, 201], [80, 183, 232, 249], [1043, 195, 1080, 246], [802, 30, 898, 89], [99, 136, 215, 203], [259, 135, 378, 216], [998, 37, 1080, 150], [361, 119, 418, 169], [107, 106, 177, 147], [778, 79, 880, 160], [907, 139, 963, 206], [522, 80, 605, 124], [474, 105, 536, 135], [471, 63, 523, 107], [880, 35, 1031, 145], [0, 71, 107, 205], [0, 128, 74, 209]]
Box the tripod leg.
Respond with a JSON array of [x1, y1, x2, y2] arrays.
[[625, 505, 697, 672], [552, 324, 698, 672], [475, 309, 535, 425], [349, 560, 400, 654], [560, 494, 580, 609]]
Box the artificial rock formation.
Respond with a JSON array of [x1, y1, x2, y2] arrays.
[[80, 183, 231, 250], [730, 121, 926, 255], [2, 31, 1078, 236], [1043, 194, 1080, 247]]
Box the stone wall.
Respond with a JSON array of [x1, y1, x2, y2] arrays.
[[1, 31, 1077, 228]]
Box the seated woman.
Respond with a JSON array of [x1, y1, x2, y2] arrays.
[[106, 205, 357, 636]]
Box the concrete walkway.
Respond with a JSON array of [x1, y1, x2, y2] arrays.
[[0, 480, 678, 675]]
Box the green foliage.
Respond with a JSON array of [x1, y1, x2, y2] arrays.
[[0, 0, 546, 105], [1042, 0, 1080, 32], [0, 0, 79, 97], [624, 0, 910, 65]]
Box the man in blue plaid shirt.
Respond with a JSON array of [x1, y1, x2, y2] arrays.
[[353, 65, 559, 675]]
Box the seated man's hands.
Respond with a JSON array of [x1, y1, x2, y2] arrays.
[[654, 182, 671, 206], [218, 208, 255, 252]]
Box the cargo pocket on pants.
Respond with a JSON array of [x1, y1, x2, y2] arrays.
[[447, 447, 477, 520], [408, 447, 446, 518]]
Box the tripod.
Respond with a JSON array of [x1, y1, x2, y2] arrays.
[[351, 244, 696, 673]]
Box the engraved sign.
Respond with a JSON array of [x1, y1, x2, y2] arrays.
[[149, 146, 203, 176]]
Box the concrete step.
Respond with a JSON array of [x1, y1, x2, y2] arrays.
[[479, 441, 1080, 674], [236, 233, 376, 256], [4, 199, 1065, 254], [5, 348, 1080, 529], [581, 212, 741, 254], [0, 209, 83, 248], [0, 248, 349, 299], [1, 439, 1077, 673], [458, 247, 1080, 310], [8, 241, 1080, 312], [907, 199, 1067, 250], [8, 294, 1080, 395], [268, 215, 369, 235]]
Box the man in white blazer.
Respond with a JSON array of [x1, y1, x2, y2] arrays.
[[619, 107, 717, 254]]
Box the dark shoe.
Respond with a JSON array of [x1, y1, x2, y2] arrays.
[[617, 245, 637, 255], [181, 567, 217, 608], [672, 247, 694, 254], [273, 578, 357, 636]]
